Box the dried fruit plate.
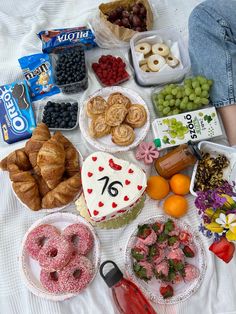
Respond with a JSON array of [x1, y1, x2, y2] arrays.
[[125, 215, 207, 304], [79, 86, 150, 153], [19, 213, 100, 301]]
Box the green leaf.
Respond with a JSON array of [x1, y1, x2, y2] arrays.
[[158, 233, 168, 243], [164, 219, 174, 234], [168, 236, 177, 246], [148, 246, 157, 258]]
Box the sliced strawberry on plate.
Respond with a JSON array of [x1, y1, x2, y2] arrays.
[[209, 238, 235, 263], [160, 284, 174, 299], [183, 245, 195, 258], [179, 231, 191, 244]]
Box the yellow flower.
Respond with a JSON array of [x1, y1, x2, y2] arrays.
[[215, 213, 236, 241], [205, 222, 224, 233]]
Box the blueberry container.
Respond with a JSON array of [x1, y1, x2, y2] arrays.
[[34, 97, 79, 131], [50, 45, 88, 94]]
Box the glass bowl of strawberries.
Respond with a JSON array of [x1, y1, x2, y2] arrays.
[[125, 215, 207, 304]]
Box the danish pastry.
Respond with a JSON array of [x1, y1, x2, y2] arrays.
[[89, 114, 111, 138], [135, 42, 151, 56], [125, 104, 147, 128], [140, 64, 151, 72], [111, 124, 135, 146], [86, 96, 108, 118], [147, 54, 166, 72], [105, 104, 128, 127], [166, 54, 180, 68], [152, 43, 170, 57], [107, 92, 131, 109]]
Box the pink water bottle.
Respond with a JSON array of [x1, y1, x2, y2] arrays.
[[100, 260, 157, 314]]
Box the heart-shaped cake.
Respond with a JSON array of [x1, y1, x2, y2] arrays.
[[81, 152, 147, 222]]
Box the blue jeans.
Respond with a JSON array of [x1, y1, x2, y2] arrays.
[[188, 0, 236, 108]]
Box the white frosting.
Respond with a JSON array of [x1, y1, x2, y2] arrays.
[[81, 152, 147, 221]]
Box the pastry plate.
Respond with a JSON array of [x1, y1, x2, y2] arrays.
[[125, 215, 207, 304], [13, 151, 83, 213], [79, 86, 150, 153], [19, 212, 100, 301]]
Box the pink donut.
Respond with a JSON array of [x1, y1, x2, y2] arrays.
[[38, 235, 73, 271], [59, 254, 93, 293], [40, 269, 62, 293], [25, 224, 60, 260], [63, 223, 94, 255]]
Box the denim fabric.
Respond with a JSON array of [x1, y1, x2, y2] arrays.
[[188, 0, 236, 107]]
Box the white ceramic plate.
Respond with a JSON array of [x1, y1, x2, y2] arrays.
[[19, 212, 100, 301], [79, 86, 150, 153], [13, 151, 83, 213], [125, 215, 207, 304]]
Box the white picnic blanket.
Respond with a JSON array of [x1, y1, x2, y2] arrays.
[[0, 0, 236, 314]]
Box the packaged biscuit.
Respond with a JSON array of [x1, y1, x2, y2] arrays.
[[18, 53, 60, 101], [37, 27, 97, 53], [0, 80, 36, 144]]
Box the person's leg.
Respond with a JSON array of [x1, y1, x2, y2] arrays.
[[189, 0, 236, 146]]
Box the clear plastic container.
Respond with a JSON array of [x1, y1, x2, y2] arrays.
[[130, 28, 191, 86], [34, 97, 79, 131], [89, 48, 133, 87], [50, 45, 88, 94]]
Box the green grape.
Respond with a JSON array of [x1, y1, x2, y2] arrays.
[[189, 94, 196, 101], [180, 102, 186, 110], [169, 99, 175, 107], [169, 84, 176, 89], [163, 107, 171, 115], [163, 100, 170, 107], [182, 96, 189, 104], [192, 104, 198, 110], [195, 87, 202, 96], [194, 97, 201, 105], [171, 118, 177, 124], [158, 99, 164, 105], [171, 88, 178, 96], [168, 111, 173, 116], [163, 119, 169, 125], [172, 109, 180, 115], [165, 94, 173, 101], [176, 92, 182, 99], [157, 105, 164, 113], [185, 87, 192, 96], [170, 140, 176, 144], [166, 87, 172, 94], [201, 90, 209, 98], [176, 121, 183, 127], [184, 78, 192, 86], [202, 84, 210, 91], [201, 98, 209, 105], [192, 81, 200, 89], [158, 94, 165, 101], [187, 102, 194, 111], [175, 99, 181, 107], [170, 131, 177, 138], [182, 126, 189, 133], [207, 79, 213, 86], [197, 76, 207, 84]]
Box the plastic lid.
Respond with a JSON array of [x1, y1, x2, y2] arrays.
[[187, 141, 202, 160], [153, 138, 161, 148], [100, 260, 123, 288]]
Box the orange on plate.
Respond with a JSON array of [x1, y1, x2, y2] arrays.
[[146, 176, 170, 200], [163, 195, 188, 218], [170, 174, 191, 195]]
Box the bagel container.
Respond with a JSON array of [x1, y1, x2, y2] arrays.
[[130, 28, 191, 86]]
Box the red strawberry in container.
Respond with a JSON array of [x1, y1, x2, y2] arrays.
[[183, 264, 200, 282], [133, 260, 154, 281], [179, 231, 192, 244], [131, 239, 149, 261], [209, 238, 235, 263], [137, 224, 157, 246], [160, 284, 174, 299], [151, 222, 164, 234], [167, 248, 185, 263], [183, 245, 195, 258], [155, 260, 169, 278], [168, 236, 180, 249]]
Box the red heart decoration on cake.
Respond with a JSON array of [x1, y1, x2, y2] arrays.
[[112, 202, 117, 208], [92, 157, 97, 161], [88, 172, 93, 177], [98, 202, 104, 207], [125, 180, 130, 185], [109, 158, 122, 171], [93, 210, 99, 216], [124, 196, 129, 201], [128, 169, 134, 174], [117, 209, 126, 213], [99, 167, 104, 172], [137, 185, 142, 190], [87, 189, 93, 194]]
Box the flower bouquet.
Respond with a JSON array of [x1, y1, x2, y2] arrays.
[[195, 182, 236, 263]]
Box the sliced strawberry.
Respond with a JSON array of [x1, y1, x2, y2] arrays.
[[209, 238, 235, 263], [183, 245, 195, 258], [160, 285, 174, 299], [179, 231, 191, 244]]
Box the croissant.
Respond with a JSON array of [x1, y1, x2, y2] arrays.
[[37, 133, 65, 189], [33, 174, 51, 198], [25, 123, 51, 175], [53, 131, 80, 177], [42, 173, 81, 208], [0, 148, 32, 171], [8, 164, 41, 211]]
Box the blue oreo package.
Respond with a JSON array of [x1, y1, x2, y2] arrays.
[[37, 27, 97, 53], [0, 80, 36, 144], [18, 53, 60, 101]]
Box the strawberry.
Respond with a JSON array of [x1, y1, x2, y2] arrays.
[[179, 231, 191, 244], [137, 224, 152, 239], [183, 245, 195, 258], [209, 238, 235, 263], [164, 219, 174, 234], [151, 222, 162, 233], [160, 285, 174, 299]]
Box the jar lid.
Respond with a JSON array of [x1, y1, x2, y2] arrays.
[[100, 260, 123, 288], [187, 141, 202, 160]]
